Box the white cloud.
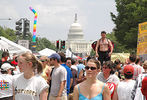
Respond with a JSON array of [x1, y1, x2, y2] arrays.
[[0, 0, 117, 41]]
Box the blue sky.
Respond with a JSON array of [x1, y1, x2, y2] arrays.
[[0, 0, 117, 41]]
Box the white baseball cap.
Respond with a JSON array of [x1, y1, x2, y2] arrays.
[[1, 63, 15, 71]]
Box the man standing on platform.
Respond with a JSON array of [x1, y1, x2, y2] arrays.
[[95, 31, 113, 65]]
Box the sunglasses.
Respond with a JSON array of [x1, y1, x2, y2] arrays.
[[85, 66, 97, 70], [40, 60, 47, 62]]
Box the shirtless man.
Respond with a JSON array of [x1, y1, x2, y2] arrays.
[[95, 31, 113, 65]]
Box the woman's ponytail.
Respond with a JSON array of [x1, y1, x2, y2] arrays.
[[36, 60, 43, 74]]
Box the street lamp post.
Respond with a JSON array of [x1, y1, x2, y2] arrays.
[[0, 18, 12, 20]]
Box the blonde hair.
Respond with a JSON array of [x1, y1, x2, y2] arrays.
[[21, 52, 43, 74], [40, 56, 48, 60]]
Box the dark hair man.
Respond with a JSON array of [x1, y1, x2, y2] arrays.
[[58, 52, 73, 96], [66, 57, 77, 93], [95, 31, 113, 65], [48, 53, 67, 100], [128, 54, 143, 80]]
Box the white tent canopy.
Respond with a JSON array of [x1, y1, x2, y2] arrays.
[[0, 36, 31, 56], [0, 39, 9, 50], [38, 48, 56, 57], [66, 49, 77, 59]]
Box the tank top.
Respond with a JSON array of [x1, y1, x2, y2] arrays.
[[78, 83, 105, 100]]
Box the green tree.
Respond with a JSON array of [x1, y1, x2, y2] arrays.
[[0, 26, 56, 52], [111, 0, 147, 52], [107, 32, 129, 53], [0, 26, 17, 42], [36, 37, 56, 51]]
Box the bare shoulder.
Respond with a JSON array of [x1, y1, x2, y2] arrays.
[[74, 81, 86, 91], [95, 80, 105, 90], [97, 39, 100, 44], [97, 80, 105, 86], [74, 84, 79, 90], [96, 80, 109, 92], [73, 84, 80, 100], [74, 83, 82, 92], [107, 39, 112, 43]]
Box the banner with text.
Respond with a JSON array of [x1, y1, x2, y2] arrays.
[[137, 22, 147, 60]]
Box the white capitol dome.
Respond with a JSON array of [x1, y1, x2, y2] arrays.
[[65, 14, 92, 56], [68, 14, 84, 41]]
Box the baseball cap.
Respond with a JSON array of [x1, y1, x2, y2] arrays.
[[1, 63, 15, 71], [48, 53, 61, 60], [141, 76, 147, 96], [123, 65, 134, 75]]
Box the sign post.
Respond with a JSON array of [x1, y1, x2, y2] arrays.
[[18, 40, 29, 49]]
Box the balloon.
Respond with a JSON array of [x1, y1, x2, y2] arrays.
[[29, 7, 37, 43]]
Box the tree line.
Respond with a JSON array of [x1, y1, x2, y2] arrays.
[[0, 26, 56, 51], [110, 0, 147, 52]]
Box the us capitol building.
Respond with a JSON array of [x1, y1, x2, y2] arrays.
[[65, 14, 92, 56]]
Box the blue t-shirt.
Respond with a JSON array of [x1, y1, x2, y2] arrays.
[[61, 64, 73, 94]]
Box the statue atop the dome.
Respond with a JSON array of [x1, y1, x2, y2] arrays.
[[74, 13, 77, 23]]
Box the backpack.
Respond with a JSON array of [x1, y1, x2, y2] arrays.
[[91, 39, 114, 52], [91, 41, 97, 51]]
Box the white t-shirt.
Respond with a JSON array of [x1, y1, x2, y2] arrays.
[[13, 73, 23, 82], [13, 73, 49, 100], [117, 80, 135, 100], [0, 74, 13, 98], [97, 72, 120, 85], [131, 73, 147, 100], [71, 65, 78, 71], [129, 63, 143, 80]]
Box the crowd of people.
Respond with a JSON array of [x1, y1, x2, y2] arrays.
[[0, 50, 147, 100], [0, 31, 147, 100]]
